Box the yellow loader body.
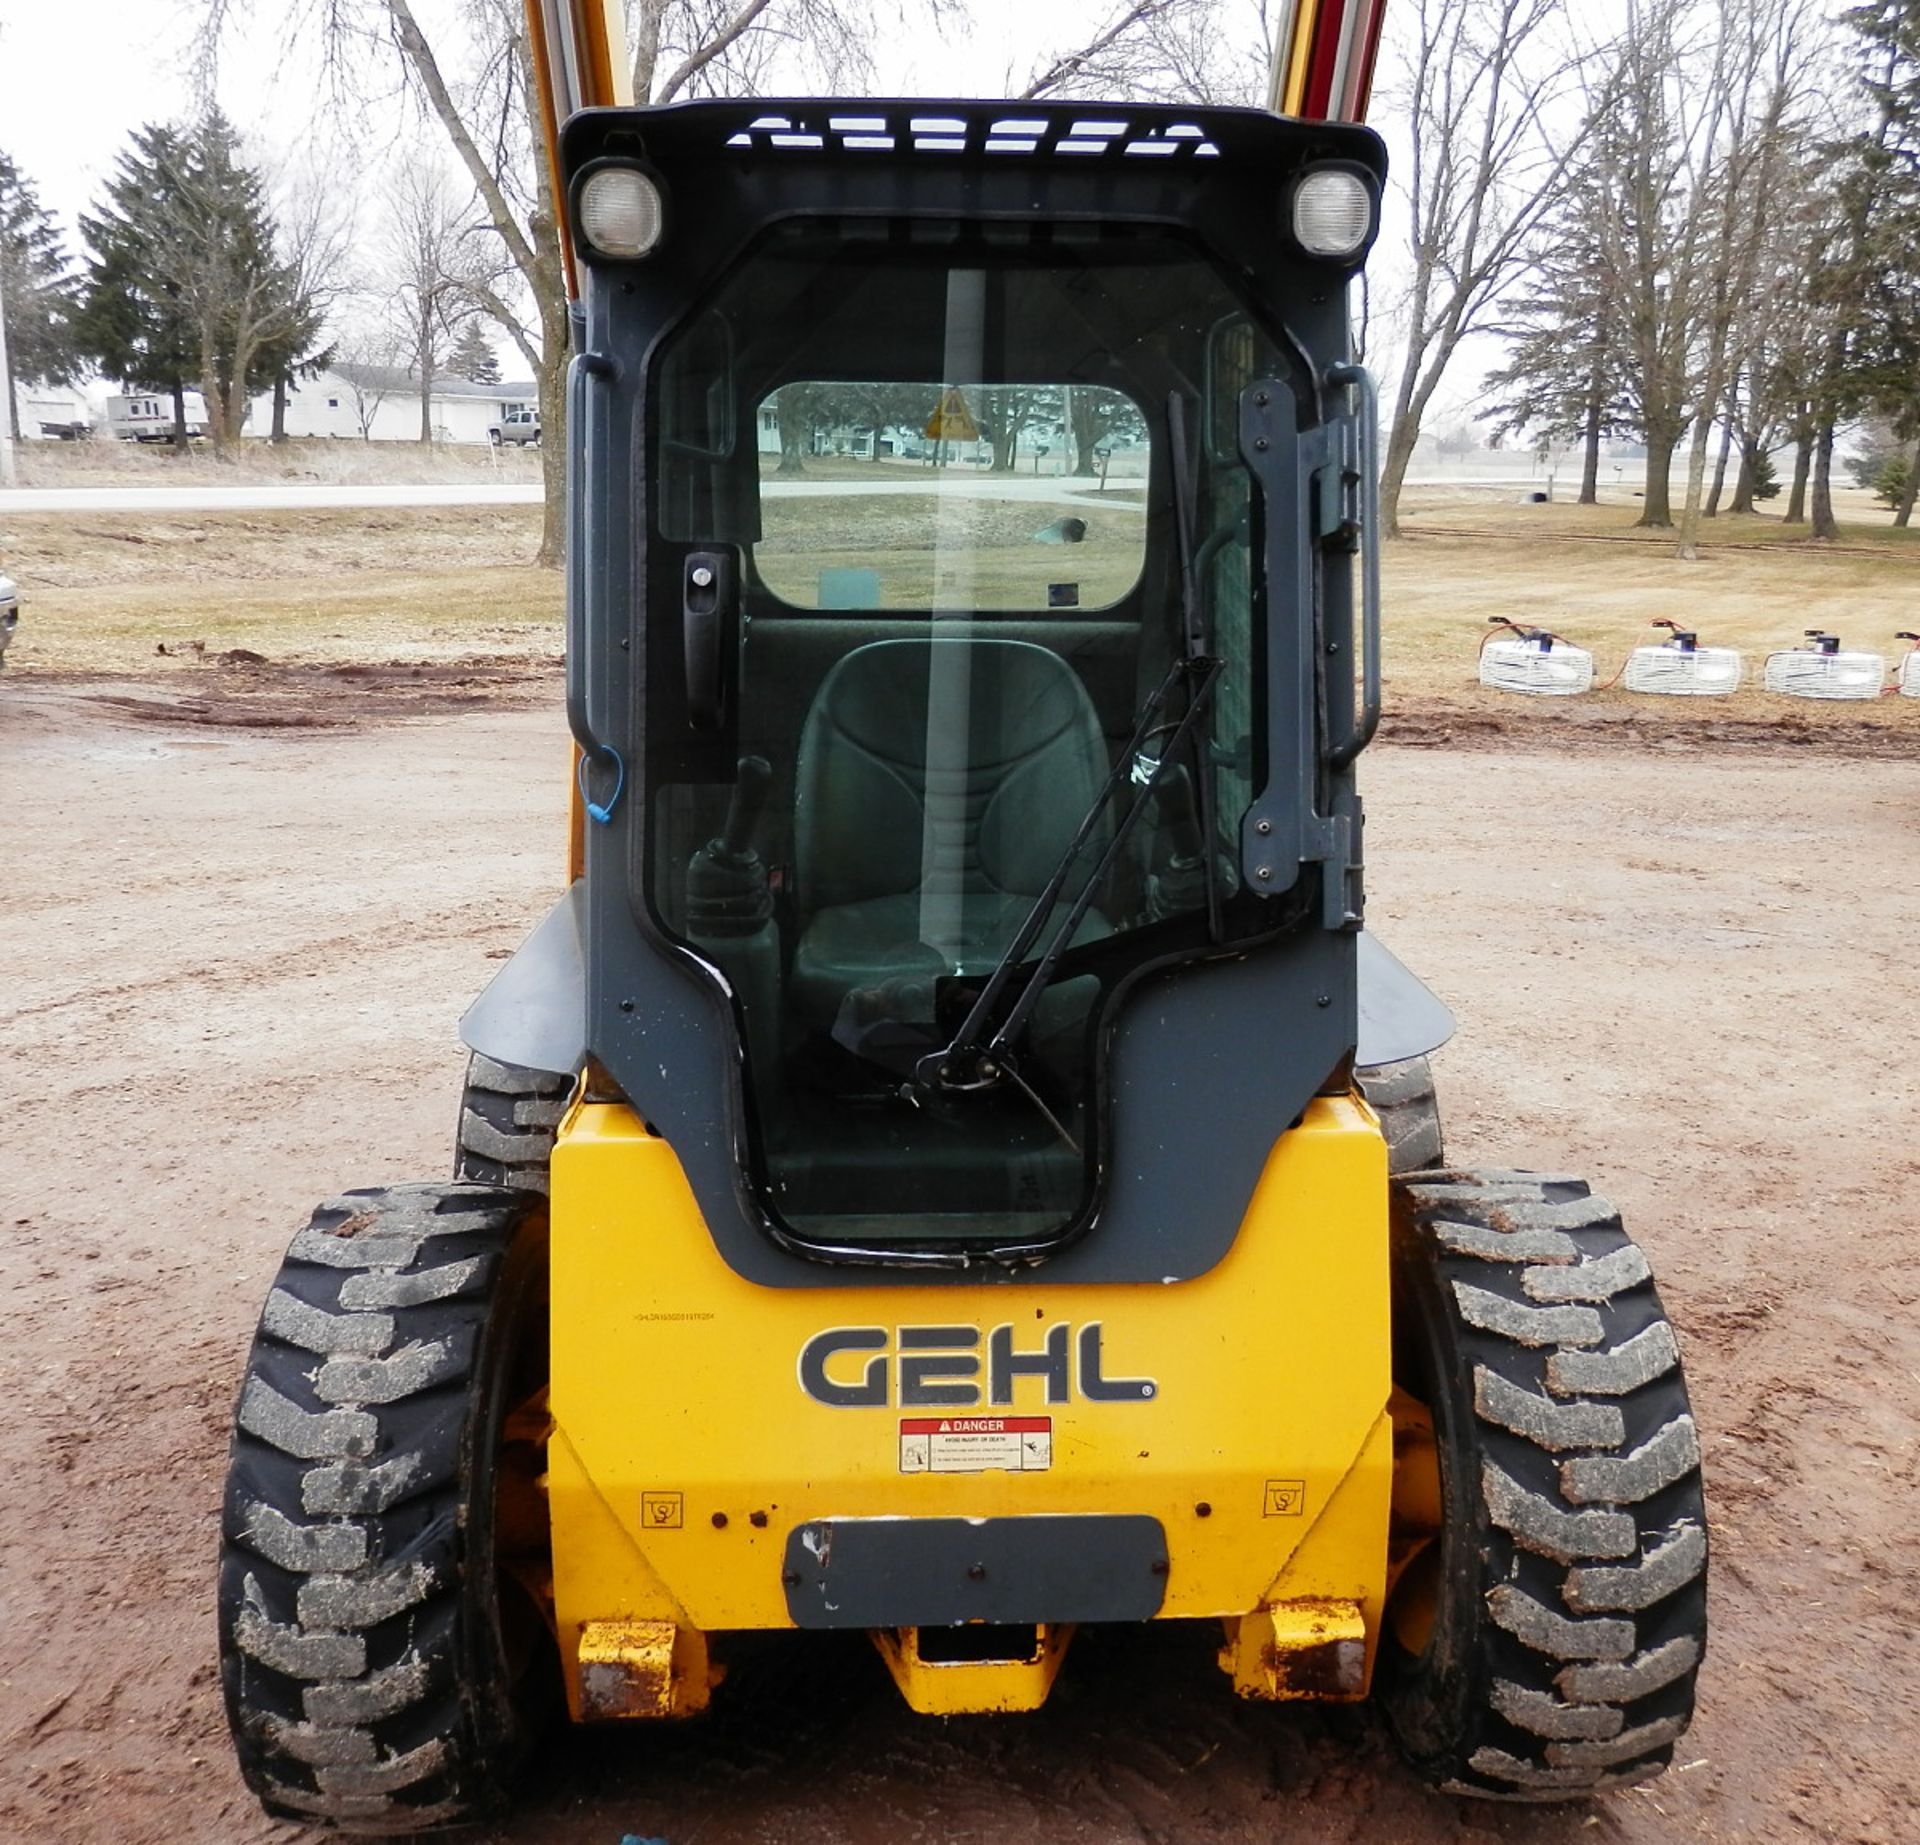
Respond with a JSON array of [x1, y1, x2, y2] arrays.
[[548, 1093, 1392, 1718]]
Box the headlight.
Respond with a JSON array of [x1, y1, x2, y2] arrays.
[[577, 164, 665, 260], [1291, 168, 1375, 260]]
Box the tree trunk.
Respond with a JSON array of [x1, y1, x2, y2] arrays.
[[171, 382, 189, 454], [1894, 438, 1920, 529], [1731, 439, 1759, 515], [991, 427, 1018, 472], [1579, 399, 1602, 506], [419, 363, 434, 445], [1705, 417, 1734, 517], [1380, 415, 1423, 540], [1638, 428, 1679, 528], [1809, 419, 1838, 540], [1786, 433, 1812, 523], [534, 334, 565, 566], [272, 375, 289, 443]]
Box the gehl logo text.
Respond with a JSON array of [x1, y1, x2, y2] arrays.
[[798, 1323, 1158, 1408]]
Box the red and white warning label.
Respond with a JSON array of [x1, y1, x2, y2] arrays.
[[899, 1416, 1052, 1474]]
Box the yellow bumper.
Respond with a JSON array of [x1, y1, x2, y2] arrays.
[[548, 1093, 1391, 1718]]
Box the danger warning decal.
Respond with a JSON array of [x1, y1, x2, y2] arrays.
[[899, 1416, 1052, 1474]]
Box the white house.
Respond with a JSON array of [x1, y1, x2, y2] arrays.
[[254, 363, 538, 444]]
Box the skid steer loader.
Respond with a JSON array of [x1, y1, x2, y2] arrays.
[[215, 83, 1706, 1835]]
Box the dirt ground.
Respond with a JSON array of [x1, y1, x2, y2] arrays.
[[4, 663, 1917, 1845]]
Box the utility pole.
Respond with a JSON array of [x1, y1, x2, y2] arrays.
[[0, 278, 17, 485]]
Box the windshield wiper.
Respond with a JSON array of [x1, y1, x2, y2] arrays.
[[918, 389, 1221, 1093]]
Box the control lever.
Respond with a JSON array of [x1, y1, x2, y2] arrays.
[[1146, 763, 1209, 921], [686, 756, 773, 939], [718, 754, 772, 859]]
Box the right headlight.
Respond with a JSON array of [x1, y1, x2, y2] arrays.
[[1290, 167, 1376, 261]]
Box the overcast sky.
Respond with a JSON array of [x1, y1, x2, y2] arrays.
[[0, 0, 1168, 231]]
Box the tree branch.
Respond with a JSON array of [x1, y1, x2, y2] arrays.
[[654, 0, 780, 104]]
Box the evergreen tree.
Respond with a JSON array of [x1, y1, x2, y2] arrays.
[[76, 116, 329, 451], [450, 319, 500, 385], [1481, 157, 1630, 506], [74, 124, 202, 447], [1845, 0, 1920, 524], [0, 150, 81, 440]]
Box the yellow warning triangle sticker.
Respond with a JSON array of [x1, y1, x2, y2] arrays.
[[925, 386, 981, 442]]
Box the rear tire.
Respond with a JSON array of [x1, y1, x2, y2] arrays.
[[218, 1182, 555, 1833], [454, 1053, 570, 1194], [1357, 1054, 1445, 1174], [1379, 1170, 1707, 1801]]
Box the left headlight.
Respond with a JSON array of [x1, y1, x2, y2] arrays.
[[1290, 167, 1376, 262], [576, 163, 666, 260]]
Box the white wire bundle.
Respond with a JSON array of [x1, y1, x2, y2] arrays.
[[1900, 651, 1920, 698], [1479, 638, 1595, 696], [1622, 645, 1744, 696], [1762, 649, 1886, 700]]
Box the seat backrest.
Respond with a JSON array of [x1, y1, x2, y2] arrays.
[[794, 637, 1112, 913]]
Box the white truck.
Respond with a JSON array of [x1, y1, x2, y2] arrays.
[[488, 402, 540, 446]]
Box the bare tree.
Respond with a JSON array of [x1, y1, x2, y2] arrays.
[[1016, 0, 1274, 103], [380, 161, 494, 444], [1374, 0, 1595, 537], [1669, 0, 1825, 558], [331, 325, 407, 438]]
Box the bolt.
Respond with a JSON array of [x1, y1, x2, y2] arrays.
[[1195, 1502, 1213, 1518], [620, 998, 635, 1013], [691, 565, 715, 589], [967, 1563, 987, 1581], [782, 1570, 801, 1587], [711, 1511, 729, 1529], [1151, 1558, 1170, 1576], [1256, 866, 1273, 882], [1316, 994, 1331, 1008], [1325, 640, 1340, 655], [1255, 818, 1272, 837], [1255, 437, 1270, 452], [750, 1510, 769, 1529], [1255, 390, 1270, 408]]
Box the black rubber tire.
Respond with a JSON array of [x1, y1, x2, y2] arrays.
[[1378, 1170, 1707, 1801], [453, 1053, 570, 1195], [1357, 1054, 1445, 1175], [218, 1182, 555, 1833]]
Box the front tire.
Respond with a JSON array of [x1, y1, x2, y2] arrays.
[[1379, 1171, 1707, 1801], [218, 1182, 555, 1832]]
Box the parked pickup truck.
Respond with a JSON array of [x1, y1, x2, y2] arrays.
[[489, 406, 541, 447], [0, 572, 19, 667]]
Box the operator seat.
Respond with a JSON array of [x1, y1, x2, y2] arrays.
[[791, 637, 1114, 1032]]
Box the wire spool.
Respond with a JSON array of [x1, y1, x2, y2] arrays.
[[1479, 636, 1595, 696], [1622, 644, 1744, 696], [1762, 648, 1886, 700]]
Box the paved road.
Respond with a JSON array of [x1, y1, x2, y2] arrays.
[[0, 482, 545, 512], [0, 472, 1554, 515]]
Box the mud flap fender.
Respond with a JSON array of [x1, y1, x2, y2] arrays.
[[1356, 931, 1454, 1067], [458, 881, 586, 1077]]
